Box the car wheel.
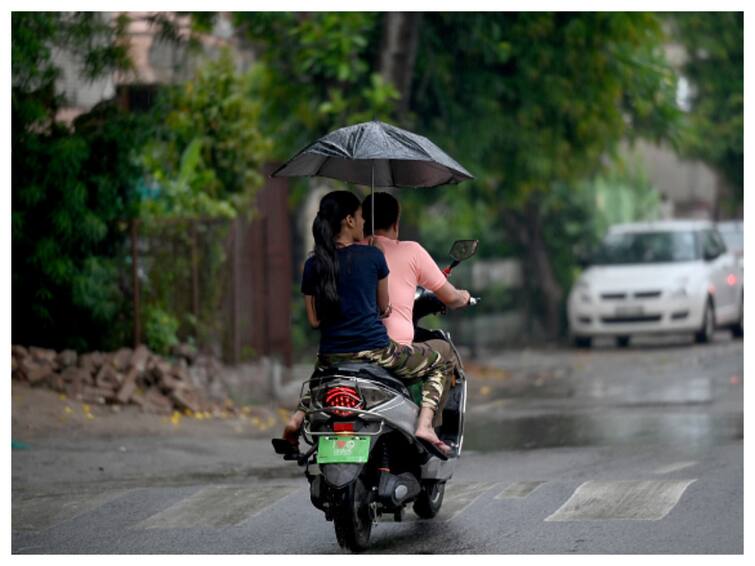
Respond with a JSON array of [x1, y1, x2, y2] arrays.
[[615, 335, 630, 348], [573, 336, 592, 349], [695, 298, 715, 344], [731, 292, 743, 338]]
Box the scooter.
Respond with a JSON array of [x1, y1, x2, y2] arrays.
[[272, 239, 479, 552]]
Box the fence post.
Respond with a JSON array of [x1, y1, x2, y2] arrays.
[[191, 220, 199, 320], [131, 219, 141, 348]]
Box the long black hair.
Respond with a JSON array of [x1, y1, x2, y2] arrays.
[[311, 190, 361, 322]]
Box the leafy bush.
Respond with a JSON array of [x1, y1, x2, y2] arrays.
[[143, 305, 180, 355]]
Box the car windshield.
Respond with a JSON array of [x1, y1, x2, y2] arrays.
[[593, 231, 699, 265]]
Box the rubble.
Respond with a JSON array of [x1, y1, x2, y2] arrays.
[[11, 343, 238, 416]]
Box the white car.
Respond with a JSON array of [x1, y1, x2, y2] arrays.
[[568, 220, 744, 348], [717, 220, 743, 267]]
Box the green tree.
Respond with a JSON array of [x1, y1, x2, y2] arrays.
[[12, 13, 144, 350], [140, 50, 272, 219], [408, 13, 679, 338], [232, 12, 400, 157], [671, 12, 743, 216], [138, 52, 273, 352]]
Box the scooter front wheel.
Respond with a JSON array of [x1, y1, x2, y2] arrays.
[[332, 478, 372, 552]]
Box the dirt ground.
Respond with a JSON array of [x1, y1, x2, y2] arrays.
[[11, 381, 293, 442]]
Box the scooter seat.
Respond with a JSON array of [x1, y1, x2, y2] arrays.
[[313, 362, 413, 398]]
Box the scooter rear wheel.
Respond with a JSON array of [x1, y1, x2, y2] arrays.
[[413, 480, 446, 519], [333, 478, 372, 552]]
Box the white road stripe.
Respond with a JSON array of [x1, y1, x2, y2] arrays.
[[545, 479, 697, 522], [135, 485, 298, 529], [495, 481, 547, 499], [13, 490, 131, 531]]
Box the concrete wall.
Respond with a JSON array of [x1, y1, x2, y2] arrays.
[[620, 140, 721, 219]]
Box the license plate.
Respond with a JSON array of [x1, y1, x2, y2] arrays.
[[615, 305, 644, 316], [317, 436, 371, 464]]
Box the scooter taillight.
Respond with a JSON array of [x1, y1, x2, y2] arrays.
[[324, 386, 363, 417]]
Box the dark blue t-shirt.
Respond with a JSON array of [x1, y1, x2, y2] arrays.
[[301, 244, 390, 354]]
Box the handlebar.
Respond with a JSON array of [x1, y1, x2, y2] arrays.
[[413, 288, 480, 324]]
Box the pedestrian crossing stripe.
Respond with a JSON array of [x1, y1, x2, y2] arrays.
[[134, 485, 299, 529], [13, 490, 131, 531], [494, 481, 547, 499], [545, 479, 697, 521]]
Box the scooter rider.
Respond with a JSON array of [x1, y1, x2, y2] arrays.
[[282, 190, 453, 454], [361, 192, 471, 436]]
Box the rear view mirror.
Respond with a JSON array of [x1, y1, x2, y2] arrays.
[[449, 240, 479, 262]]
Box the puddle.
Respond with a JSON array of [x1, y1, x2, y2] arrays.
[[463, 411, 742, 452], [582, 377, 713, 406]]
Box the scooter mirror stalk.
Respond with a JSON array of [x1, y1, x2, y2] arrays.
[[449, 240, 479, 262]]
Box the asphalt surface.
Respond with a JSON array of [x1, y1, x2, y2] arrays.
[[12, 332, 744, 554]]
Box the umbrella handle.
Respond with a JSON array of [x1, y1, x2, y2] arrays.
[[370, 161, 375, 246]]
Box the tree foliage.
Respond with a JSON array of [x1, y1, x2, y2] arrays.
[[671, 12, 743, 212], [12, 13, 146, 350], [140, 50, 272, 219], [232, 12, 400, 158], [405, 13, 680, 337]]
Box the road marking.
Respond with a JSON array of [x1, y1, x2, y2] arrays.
[[13, 490, 131, 531], [545, 480, 697, 521], [134, 485, 298, 529], [494, 481, 547, 499], [652, 461, 697, 474]]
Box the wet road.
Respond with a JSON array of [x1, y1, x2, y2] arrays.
[[12, 333, 743, 553]]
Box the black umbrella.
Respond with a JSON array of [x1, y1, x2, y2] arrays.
[[271, 120, 473, 188], [271, 120, 474, 233]]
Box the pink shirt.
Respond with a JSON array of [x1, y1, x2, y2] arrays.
[[370, 235, 447, 346]]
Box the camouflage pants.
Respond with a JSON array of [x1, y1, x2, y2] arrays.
[[313, 339, 451, 412], [411, 339, 461, 426]]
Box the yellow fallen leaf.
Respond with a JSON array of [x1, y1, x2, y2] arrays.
[[85, 413, 95, 420], [58, 394, 67, 401], [83, 404, 91, 412], [480, 386, 492, 396], [64, 406, 73, 415]]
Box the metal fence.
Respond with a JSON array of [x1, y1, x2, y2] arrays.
[[129, 171, 293, 365]]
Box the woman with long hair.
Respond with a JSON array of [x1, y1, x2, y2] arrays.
[[281, 190, 451, 454]]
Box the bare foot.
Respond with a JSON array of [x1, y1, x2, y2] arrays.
[[415, 426, 451, 455]]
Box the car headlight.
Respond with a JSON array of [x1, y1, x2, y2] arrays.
[[574, 281, 592, 303]]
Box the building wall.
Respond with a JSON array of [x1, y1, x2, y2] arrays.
[[620, 140, 721, 219], [54, 12, 254, 123]]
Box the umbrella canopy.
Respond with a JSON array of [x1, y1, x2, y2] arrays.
[[270, 120, 473, 188]]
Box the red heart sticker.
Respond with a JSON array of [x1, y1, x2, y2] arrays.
[[336, 440, 346, 449]]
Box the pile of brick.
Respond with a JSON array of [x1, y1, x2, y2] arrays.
[[11, 344, 234, 415]]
